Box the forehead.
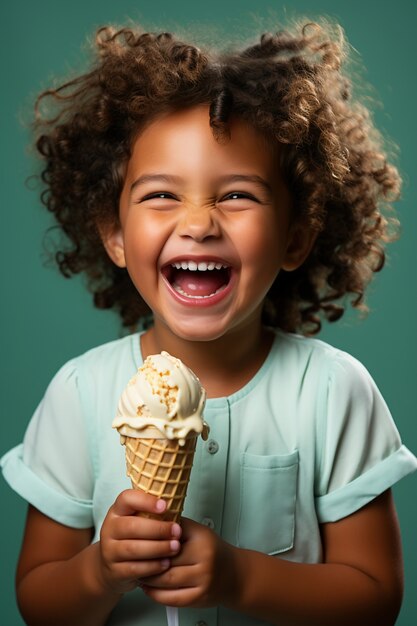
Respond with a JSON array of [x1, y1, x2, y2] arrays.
[[127, 105, 278, 176]]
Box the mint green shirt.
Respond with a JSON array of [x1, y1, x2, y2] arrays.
[[2, 330, 416, 625]]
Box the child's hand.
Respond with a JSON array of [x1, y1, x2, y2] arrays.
[[98, 489, 182, 594], [139, 517, 240, 608]]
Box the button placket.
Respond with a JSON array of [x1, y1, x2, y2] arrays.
[[182, 399, 230, 554], [206, 439, 219, 455], [201, 517, 215, 529], [200, 401, 230, 533]]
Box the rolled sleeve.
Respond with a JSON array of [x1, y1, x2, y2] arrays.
[[316, 445, 417, 522], [1, 444, 93, 528], [1, 359, 95, 528], [315, 352, 417, 522]]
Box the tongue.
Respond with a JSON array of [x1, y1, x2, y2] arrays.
[[173, 269, 227, 297]]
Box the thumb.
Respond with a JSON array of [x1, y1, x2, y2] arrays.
[[113, 489, 167, 516]]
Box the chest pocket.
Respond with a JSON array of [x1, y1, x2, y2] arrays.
[[237, 450, 299, 555]]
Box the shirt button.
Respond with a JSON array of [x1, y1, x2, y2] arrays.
[[202, 517, 215, 529], [206, 439, 219, 455]]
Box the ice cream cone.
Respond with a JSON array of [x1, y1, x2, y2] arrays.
[[123, 431, 198, 522], [113, 351, 208, 523]]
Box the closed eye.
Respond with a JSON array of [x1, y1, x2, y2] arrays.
[[220, 192, 260, 203], [140, 192, 177, 202]]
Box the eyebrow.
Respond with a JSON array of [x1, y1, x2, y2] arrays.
[[130, 174, 182, 195], [130, 173, 272, 195], [217, 174, 272, 194]]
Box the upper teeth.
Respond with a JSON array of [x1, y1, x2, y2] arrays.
[[171, 261, 228, 271]]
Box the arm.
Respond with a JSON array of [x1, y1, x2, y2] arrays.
[[16, 491, 182, 626], [142, 490, 404, 626], [16, 506, 117, 626], [232, 489, 404, 626]]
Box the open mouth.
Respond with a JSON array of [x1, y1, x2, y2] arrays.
[[161, 260, 232, 299]]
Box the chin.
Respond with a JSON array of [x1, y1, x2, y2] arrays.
[[164, 317, 234, 343]]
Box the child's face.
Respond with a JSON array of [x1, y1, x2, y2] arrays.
[[105, 105, 310, 342]]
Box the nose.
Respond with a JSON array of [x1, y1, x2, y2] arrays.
[[176, 204, 221, 242]]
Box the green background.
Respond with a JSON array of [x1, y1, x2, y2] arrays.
[[1, 0, 415, 624]]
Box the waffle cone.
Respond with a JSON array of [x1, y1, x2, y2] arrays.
[[123, 433, 197, 522]]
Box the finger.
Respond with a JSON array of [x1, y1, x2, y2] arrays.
[[177, 517, 208, 543], [112, 538, 181, 562], [143, 564, 195, 588], [178, 516, 199, 534], [141, 584, 197, 608], [113, 489, 167, 517], [112, 556, 172, 581], [113, 516, 182, 541]]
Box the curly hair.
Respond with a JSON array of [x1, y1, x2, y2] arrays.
[[34, 19, 401, 333]]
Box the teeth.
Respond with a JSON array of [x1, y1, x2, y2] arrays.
[[173, 284, 226, 298], [171, 261, 229, 271]]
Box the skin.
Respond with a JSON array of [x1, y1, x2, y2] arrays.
[[16, 106, 404, 625]]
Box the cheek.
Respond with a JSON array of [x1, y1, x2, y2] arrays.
[[236, 215, 284, 268], [123, 214, 164, 263]]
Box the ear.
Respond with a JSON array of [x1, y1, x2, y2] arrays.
[[282, 220, 318, 272], [98, 222, 126, 268]]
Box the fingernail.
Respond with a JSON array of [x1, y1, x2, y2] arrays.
[[161, 559, 170, 569], [170, 539, 180, 552], [155, 499, 166, 512], [171, 523, 182, 538]]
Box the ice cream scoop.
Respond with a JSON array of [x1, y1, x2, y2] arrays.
[[113, 351, 207, 444]]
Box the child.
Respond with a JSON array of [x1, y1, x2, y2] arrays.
[[2, 18, 417, 626]]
